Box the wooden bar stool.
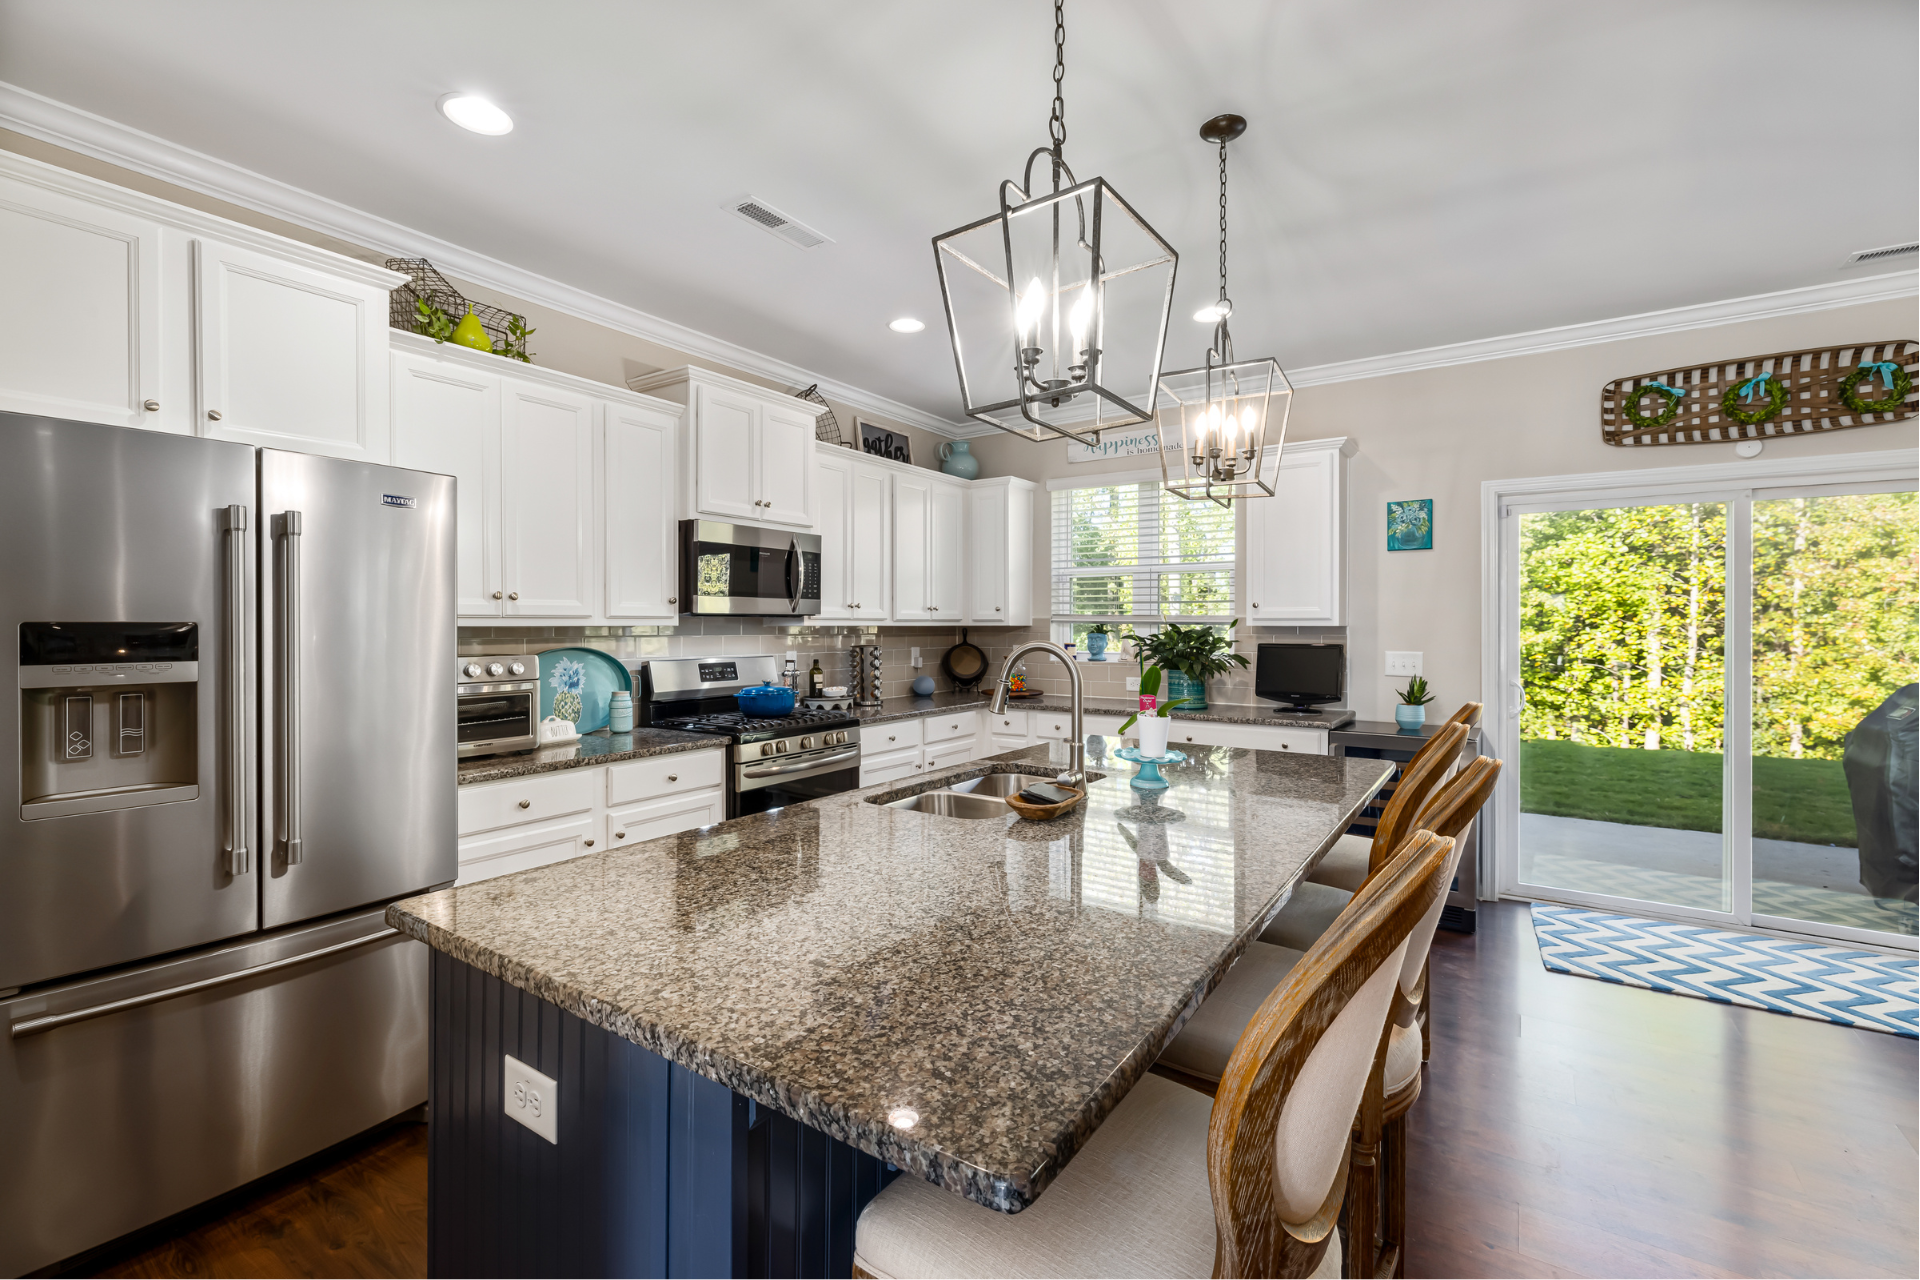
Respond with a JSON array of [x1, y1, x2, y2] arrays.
[[1307, 708, 1479, 895], [850, 833, 1457, 1280]]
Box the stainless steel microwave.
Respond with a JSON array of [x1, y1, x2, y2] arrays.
[[680, 520, 822, 617]]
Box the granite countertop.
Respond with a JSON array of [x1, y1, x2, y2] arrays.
[[456, 727, 720, 786], [848, 690, 1351, 731], [392, 740, 1392, 1214]]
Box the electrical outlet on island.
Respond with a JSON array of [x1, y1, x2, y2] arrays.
[[1385, 651, 1423, 677], [503, 1054, 558, 1144]]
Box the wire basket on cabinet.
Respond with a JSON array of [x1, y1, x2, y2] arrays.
[[793, 384, 853, 447], [384, 258, 534, 362]]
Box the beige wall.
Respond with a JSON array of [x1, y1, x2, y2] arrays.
[[964, 298, 1919, 721], [0, 128, 950, 470]]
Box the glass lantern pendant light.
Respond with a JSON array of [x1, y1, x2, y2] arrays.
[[932, 0, 1178, 447], [1158, 114, 1292, 508]]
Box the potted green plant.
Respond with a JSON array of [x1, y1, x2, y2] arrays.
[[1085, 623, 1115, 662], [1395, 676, 1435, 730], [1127, 621, 1249, 711], [1115, 666, 1189, 758]]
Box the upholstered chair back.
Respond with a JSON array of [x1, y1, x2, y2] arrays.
[[1396, 758, 1502, 997], [1363, 722, 1466, 882]]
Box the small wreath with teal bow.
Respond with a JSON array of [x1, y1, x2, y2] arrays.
[[1837, 361, 1913, 416], [1618, 380, 1687, 429], [1721, 371, 1788, 426]]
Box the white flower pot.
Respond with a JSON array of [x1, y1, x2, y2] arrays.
[[1138, 716, 1171, 758]]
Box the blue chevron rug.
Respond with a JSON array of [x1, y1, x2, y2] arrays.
[[1530, 904, 1918, 1039]]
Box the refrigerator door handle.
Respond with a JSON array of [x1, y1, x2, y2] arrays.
[[8, 929, 395, 1038], [224, 504, 250, 878], [279, 510, 304, 865]]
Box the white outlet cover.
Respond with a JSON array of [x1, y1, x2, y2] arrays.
[[910, 646, 922, 668], [1124, 676, 1140, 692], [1385, 651, 1424, 677], [504, 1053, 557, 1144]]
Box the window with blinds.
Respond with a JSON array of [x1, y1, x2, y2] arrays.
[[1051, 481, 1235, 641]]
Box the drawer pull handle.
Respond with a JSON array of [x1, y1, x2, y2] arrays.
[[666, 774, 678, 782], [518, 799, 531, 809], [584, 839, 594, 847], [615, 830, 626, 839]]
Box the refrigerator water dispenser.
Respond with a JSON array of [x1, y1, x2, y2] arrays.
[[18, 622, 200, 819]]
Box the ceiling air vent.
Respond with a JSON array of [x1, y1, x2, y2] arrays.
[[723, 194, 833, 250], [1843, 241, 1919, 268]]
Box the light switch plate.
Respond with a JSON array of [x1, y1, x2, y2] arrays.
[[503, 1053, 557, 1144], [1385, 651, 1423, 677]]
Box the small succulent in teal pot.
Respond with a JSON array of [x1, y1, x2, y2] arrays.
[[549, 657, 586, 724], [1395, 675, 1434, 730]]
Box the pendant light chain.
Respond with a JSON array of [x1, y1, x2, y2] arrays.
[[1216, 141, 1230, 306], [1048, 0, 1067, 154]]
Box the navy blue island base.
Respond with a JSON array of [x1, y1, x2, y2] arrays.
[[428, 950, 898, 1279]]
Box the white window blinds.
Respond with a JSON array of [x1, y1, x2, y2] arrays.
[[1050, 481, 1235, 624]]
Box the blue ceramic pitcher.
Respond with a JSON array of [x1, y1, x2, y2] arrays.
[[939, 440, 980, 479]]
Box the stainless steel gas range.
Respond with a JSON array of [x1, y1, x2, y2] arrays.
[[638, 656, 861, 818]]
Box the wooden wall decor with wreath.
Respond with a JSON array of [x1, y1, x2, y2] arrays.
[[1600, 341, 1915, 447]]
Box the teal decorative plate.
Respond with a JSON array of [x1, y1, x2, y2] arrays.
[[537, 648, 632, 733]]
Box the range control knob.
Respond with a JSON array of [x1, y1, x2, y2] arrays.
[[775, 740, 789, 753], [508, 661, 526, 676], [761, 742, 775, 757], [462, 663, 482, 679], [486, 662, 506, 678], [799, 736, 815, 751]]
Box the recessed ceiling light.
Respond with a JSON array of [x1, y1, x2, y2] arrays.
[[889, 318, 926, 334], [438, 93, 513, 136]]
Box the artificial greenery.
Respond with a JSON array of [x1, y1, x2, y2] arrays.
[[1619, 381, 1686, 429], [1397, 675, 1434, 707], [1720, 372, 1788, 426], [411, 297, 535, 363], [1116, 666, 1190, 734], [1837, 362, 1912, 416], [1087, 622, 1116, 638], [1127, 620, 1250, 685]]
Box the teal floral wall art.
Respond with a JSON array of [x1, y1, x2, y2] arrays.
[[1387, 499, 1433, 551]]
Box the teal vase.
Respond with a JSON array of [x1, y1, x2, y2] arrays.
[[938, 440, 980, 479], [1395, 704, 1426, 731], [1086, 631, 1109, 661], [1165, 670, 1207, 710]]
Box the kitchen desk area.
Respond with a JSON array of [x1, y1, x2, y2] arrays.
[[389, 739, 1391, 1277]]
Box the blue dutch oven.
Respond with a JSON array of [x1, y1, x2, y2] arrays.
[[735, 682, 796, 717]]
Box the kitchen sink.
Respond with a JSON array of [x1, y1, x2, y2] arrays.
[[945, 773, 1033, 797], [883, 791, 1011, 819]]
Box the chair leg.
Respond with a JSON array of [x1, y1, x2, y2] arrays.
[[1348, 1029, 1390, 1278], [1419, 959, 1432, 1061], [1383, 1111, 1409, 1278]]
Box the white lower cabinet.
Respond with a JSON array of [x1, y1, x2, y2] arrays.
[[860, 746, 924, 788], [1168, 721, 1328, 754], [923, 739, 977, 772], [456, 748, 726, 884]]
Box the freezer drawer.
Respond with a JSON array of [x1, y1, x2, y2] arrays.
[[0, 907, 428, 1276]]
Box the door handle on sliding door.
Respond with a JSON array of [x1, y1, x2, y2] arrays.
[[224, 504, 250, 877], [279, 511, 304, 865]]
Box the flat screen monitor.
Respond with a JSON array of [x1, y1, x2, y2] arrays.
[[1256, 643, 1344, 711]]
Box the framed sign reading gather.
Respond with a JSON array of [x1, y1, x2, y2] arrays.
[[858, 421, 913, 464]]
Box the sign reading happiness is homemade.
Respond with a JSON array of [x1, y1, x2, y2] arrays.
[[1064, 423, 1183, 463]]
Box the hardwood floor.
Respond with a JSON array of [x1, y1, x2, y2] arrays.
[[55, 899, 1917, 1279], [1407, 900, 1919, 1279]]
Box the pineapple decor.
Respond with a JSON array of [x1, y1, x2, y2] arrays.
[[548, 657, 586, 725]]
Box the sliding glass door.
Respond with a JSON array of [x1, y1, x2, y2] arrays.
[[1497, 463, 1916, 947]]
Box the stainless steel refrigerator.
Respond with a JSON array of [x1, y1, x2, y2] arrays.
[[0, 411, 456, 1275]]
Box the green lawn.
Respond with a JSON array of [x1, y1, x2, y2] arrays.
[[1519, 739, 1857, 847]]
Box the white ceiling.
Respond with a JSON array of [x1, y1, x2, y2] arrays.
[[2, 0, 1913, 423]]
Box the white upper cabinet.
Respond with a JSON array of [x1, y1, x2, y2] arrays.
[[813, 452, 854, 622], [195, 238, 393, 462], [630, 367, 816, 529], [603, 401, 681, 620], [500, 380, 595, 617], [0, 172, 163, 430], [815, 444, 893, 621], [1243, 437, 1353, 626], [929, 480, 966, 622], [390, 350, 501, 616], [892, 473, 931, 622], [968, 477, 1036, 625]]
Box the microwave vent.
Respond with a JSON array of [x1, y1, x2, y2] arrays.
[[724, 194, 832, 250]]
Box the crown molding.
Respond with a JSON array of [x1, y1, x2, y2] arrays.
[[1285, 270, 1919, 388], [0, 80, 972, 438], [4, 79, 1911, 439]]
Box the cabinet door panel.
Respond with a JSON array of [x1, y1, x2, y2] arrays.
[[605, 404, 678, 618], [391, 353, 500, 616], [968, 485, 1008, 623], [195, 239, 388, 461], [501, 382, 594, 616], [0, 181, 162, 429], [693, 386, 760, 520], [756, 404, 815, 527], [813, 456, 853, 620], [849, 465, 891, 620], [929, 481, 966, 621], [1246, 447, 1341, 625], [893, 473, 931, 622]]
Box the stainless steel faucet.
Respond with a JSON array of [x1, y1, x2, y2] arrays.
[[989, 641, 1085, 784]]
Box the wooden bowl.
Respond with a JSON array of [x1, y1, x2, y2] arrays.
[[1004, 784, 1086, 821]]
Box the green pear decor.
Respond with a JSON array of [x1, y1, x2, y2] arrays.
[[451, 308, 492, 352]]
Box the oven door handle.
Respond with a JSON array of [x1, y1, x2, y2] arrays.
[[740, 746, 861, 780]]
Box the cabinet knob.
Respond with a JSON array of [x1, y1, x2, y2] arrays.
[[615, 830, 626, 839], [888, 735, 896, 742], [668, 596, 677, 604], [584, 839, 595, 847], [1186, 735, 1194, 742], [207, 409, 223, 422], [1253, 603, 1260, 608], [508, 592, 519, 601], [518, 799, 531, 809], [667, 774, 678, 782], [143, 399, 160, 412], [995, 606, 1002, 612], [493, 591, 504, 600]]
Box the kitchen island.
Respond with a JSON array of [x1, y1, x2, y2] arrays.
[[390, 739, 1392, 1277]]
